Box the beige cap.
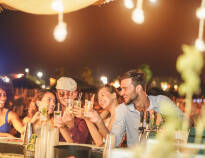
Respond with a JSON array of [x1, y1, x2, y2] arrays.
[[56, 77, 77, 91]]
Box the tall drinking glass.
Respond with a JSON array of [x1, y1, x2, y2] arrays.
[[103, 134, 116, 158], [84, 99, 93, 117], [54, 111, 61, 127], [66, 99, 74, 118]]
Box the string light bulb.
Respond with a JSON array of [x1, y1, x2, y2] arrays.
[[124, 0, 134, 9], [195, 38, 205, 51], [132, 8, 144, 24], [195, 0, 205, 51], [149, 0, 157, 4], [51, 0, 64, 12], [53, 21, 67, 42], [196, 7, 205, 19], [113, 80, 120, 88]]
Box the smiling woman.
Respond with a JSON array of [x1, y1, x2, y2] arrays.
[[30, 90, 57, 137]]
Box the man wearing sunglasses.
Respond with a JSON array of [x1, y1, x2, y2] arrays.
[[55, 77, 90, 144]]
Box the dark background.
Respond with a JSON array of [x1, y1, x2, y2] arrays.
[[0, 0, 204, 82]]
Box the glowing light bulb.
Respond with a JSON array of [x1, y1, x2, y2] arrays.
[[196, 7, 205, 19], [53, 22, 67, 42], [42, 85, 46, 89], [132, 8, 144, 24], [17, 73, 24, 78], [113, 80, 120, 88], [124, 0, 134, 9], [100, 76, 108, 85], [149, 0, 157, 3], [195, 38, 205, 51], [37, 71, 43, 78], [51, 0, 64, 12], [174, 84, 178, 91], [25, 68, 29, 73], [2, 77, 10, 83]]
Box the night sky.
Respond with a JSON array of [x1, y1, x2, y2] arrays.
[[0, 0, 204, 81]]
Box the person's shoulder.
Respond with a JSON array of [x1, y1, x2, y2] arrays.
[[116, 103, 127, 111], [151, 95, 173, 103], [149, 94, 170, 99], [7, 110, 19, 121], [159, 95, 174, 102], [115, 103, 129, 117], [8, 110, 18, 117], [114, 103, 127, 121]]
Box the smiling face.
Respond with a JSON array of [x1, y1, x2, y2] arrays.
[[98, 87, 116, 110], [56, 89, 77, 107], [120, 78, 138, 105], [0, 88, 7, 109], [38, 92, 56, 115]]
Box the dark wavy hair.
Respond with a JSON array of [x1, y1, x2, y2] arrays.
[[33, 90, 57, 111], [0, 79, 13, 106]]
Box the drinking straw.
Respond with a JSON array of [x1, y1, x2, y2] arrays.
[[57, 103, 60, 112]]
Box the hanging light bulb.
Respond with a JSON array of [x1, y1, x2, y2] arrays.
[[132, 8, 144, 24], [51, 0, 64, 12], [53, 21, 67, 42], [195, 38, 205, 51], [149, 0, 157, 4], [196, 7, 205, 19], [124, 0, 134, 9]]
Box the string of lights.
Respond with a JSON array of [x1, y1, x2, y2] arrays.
[[195, 0, 205, 51], [51, 0, 68, 42]]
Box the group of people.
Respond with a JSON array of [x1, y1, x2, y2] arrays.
[[0, 69, 184, 147]]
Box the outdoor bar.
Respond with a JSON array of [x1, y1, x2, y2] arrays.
[[0, 0, 205, 158]]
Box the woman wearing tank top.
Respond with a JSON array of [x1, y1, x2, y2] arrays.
[[0, 84, 24, 137]]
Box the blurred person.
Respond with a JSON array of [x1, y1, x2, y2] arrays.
[[10, 98, 26, 137], [12, 98, 25, 119], [23, 99, 37, 125], [55, 77, 90, 144], [0, 81, 23, 137]]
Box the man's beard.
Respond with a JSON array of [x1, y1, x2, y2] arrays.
[[124, 93, 139, 105]]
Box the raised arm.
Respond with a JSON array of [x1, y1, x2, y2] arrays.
[[9, 111, 24, 134], [85, 119, 104, 146]]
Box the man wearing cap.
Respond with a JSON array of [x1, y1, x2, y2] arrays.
[[55, 77, 90, 144]]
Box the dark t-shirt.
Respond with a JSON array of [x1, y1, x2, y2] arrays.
[[59, 117, 91, 144]]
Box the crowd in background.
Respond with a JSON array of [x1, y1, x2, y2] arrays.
[[0, 69, 204, 147]]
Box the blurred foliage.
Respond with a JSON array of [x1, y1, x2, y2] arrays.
[[176, 45, 204, 130], [81, 67, 96, 86], [176, 45, 203, 97], [138, 64, 153, 83]]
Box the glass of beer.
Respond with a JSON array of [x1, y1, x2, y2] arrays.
[[66, 99, 74, 115], [84, 99, 93, 117], [74, 100, 81, 108]]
